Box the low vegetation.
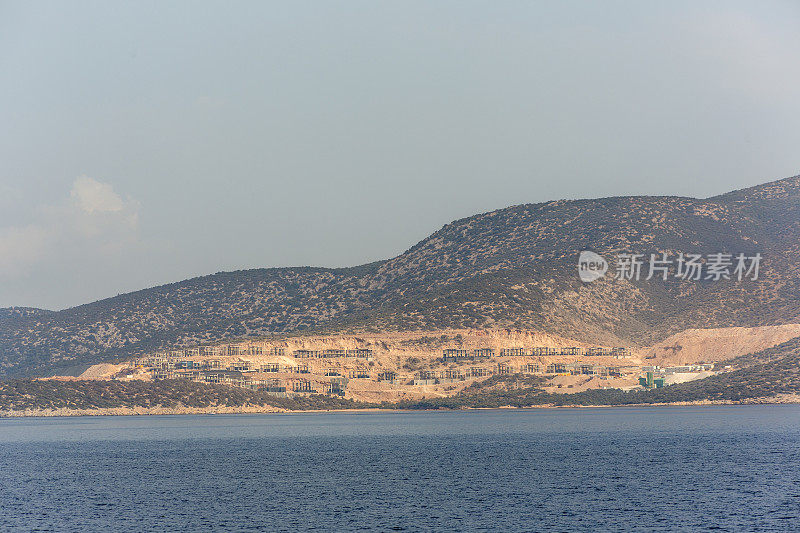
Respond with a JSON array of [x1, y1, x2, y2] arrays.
[[0, 379, 370, 412], [395, 352, 800, 409], [2, 342, 799, 414], [723, 337, 800, 369], [3, 176, 800, 378]]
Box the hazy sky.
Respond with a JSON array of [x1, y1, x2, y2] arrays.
[[1, 1, 799, 310]]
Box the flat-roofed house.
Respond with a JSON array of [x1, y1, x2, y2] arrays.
[[497, 362, 514, 375]]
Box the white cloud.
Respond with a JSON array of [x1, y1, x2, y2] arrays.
[[70, 175, 125, 213], [0, 176, 140, 281]]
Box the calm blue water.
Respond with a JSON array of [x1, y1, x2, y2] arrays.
[[1, 406, 800, 532]]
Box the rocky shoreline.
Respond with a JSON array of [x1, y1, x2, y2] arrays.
[[3, 394, 799, 418], [0, 404, 286, 418]]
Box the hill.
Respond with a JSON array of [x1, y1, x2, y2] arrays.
[[4, 339, 799, 414], [0, 307, 53, 321], [399, 337, 800, 409], [2, 174, 799, 378], [0, 379, 366, 415]]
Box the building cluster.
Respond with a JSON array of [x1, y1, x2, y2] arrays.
[[639, 371, 664, 389], [160, 345, 286, 358], [509, 346, 630, 357], [126, 337, 711, 398], [143, 343, 377, 360], [414, 362, 628, 385], [641, 363, 715, 374], [135, 355, 355, 397], [443, 346, 630, 361], [139, 356, 311, 374], [413, 367, 493, 384], [156, 369, 348, 396], [292, 348, 374, 359], [636, 364, 716, 390]]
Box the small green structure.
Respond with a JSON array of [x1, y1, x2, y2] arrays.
[[639, 371, 665, 389]]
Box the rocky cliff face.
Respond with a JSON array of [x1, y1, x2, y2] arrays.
[[2, 175, 799, 377]]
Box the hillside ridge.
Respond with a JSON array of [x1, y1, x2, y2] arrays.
[[2, 174, 799, 378]]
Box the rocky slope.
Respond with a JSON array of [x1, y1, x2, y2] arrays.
[[641, 324, 800, 365], [2, 174, 799, 377], [0, 307, 53, 320]]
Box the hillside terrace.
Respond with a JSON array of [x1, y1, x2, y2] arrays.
[[102, 334, 666, 401], [135, 350, 642, 400]]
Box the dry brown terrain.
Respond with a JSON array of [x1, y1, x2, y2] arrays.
[[5, 175, 800, 380], [641, 324, 800, 365], [47, 323, 800, 403]]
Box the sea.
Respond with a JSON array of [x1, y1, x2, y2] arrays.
[[1, 406, 799, 532]]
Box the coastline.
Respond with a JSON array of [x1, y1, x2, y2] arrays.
[[3, 394, 799, 418]]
